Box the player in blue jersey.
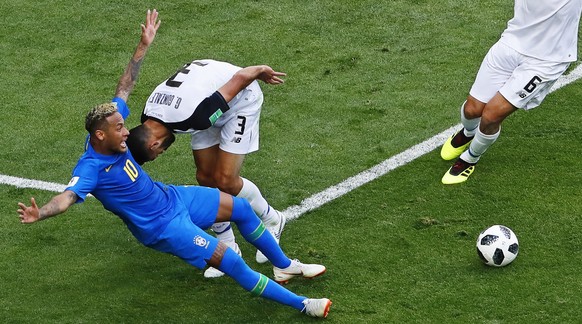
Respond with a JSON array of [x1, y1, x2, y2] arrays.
[[16, 9, 331, 318]]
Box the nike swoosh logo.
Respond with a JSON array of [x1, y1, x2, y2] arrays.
[[105, 165, 112, 172]]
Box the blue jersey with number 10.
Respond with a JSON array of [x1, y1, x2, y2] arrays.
[[69, 98, 175, 245]]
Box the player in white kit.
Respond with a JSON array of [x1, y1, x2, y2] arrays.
[[440, 0, 582, 184], [126, 60, 288, 277]]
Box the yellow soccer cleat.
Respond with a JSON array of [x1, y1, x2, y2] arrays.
[[440, 129, 473, 161], [442, 158, 476, 184]]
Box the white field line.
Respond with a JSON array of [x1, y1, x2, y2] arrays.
[[283, 63, 582, 219], [2, 64, 581, 219], [1, 174, 67, 193]]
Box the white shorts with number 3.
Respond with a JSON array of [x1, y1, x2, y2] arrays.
[[190, 81, 264, 154]]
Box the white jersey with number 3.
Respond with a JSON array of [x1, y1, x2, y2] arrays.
[[143, 59, 242, 133], [500, 0, 582, 62]]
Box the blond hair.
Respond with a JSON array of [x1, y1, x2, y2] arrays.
[[85, 102, 118, 134]]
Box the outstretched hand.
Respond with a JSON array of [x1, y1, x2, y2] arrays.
[[218, 65, 286, 103], [140, 9, 161, 47], [17, 198, 40, 224], [257, 66, 286, 85]]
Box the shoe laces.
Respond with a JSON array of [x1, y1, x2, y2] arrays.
[[301, 299, 310, 313], [450, 159, 474, 175]]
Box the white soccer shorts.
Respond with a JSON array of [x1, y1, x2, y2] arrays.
[[191, 82, 263, 154], [470, 40, 570, 110]]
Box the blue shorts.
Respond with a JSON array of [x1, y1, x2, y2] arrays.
[[170, 185, 220, 230], [148, 204, 219, 269], [146, 185, 222, 269]]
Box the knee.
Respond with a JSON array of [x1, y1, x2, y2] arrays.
[[479, 103, 512, 134], [196, 170, 216, 187], [230, 197, 254, 223], [464, 96, 485, 119], [214, 173, 242, 195], [479, 110, 504, 134]]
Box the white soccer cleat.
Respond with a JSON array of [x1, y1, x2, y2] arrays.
[[203, 266, 225, 278], [302, 298, 332, 318], [204, 243, 241, 278], [256, 210, 286, 264], [273, 259, 326, 284]]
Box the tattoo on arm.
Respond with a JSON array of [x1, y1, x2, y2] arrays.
[[114, 44, 148, 101], [39, 191, 77, 220], [39, 199, 61, 220], [130, 57, 143, 82], [63, 190, 78, 205]]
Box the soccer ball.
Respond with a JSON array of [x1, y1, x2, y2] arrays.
[[476, 225, 519, 267]]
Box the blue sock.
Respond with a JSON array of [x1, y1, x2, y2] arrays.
[[218, 247, 306, 310], [230, 197, 291, 269]]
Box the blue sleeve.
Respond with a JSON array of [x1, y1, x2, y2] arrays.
[[65, 159, 99, 203], [112, 97, 130, 119]]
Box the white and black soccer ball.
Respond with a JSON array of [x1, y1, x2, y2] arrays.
[[476, 225, 519, 267]]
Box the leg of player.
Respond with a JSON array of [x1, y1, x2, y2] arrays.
[[209, 242, 332, 318], [440, 99, 482, 161], [203, 222, 241, 278], [215, 191, 326, 284], [237, 177, 286, 264], [194, 145, 241, 278], [442, 93, 516, 184], [153, 211, 331, 318], [210, 149, 287, 264]]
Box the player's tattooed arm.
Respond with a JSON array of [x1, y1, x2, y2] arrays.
[[115, 57, 144, 101], [17, 190, 78, 224], [114, 9, 161, 102]]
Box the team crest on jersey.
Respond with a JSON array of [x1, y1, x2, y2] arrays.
[[67, 176, 79, 187], [193, 235, 210, 248]]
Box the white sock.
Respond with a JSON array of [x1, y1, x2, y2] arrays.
[[211, 222, 236, 247], [461, 127, 500, 164], [460, 101, 481, 137], [237, 177, 279, 226]]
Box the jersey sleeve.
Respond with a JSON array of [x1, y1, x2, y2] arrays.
[[112, 97, 130, 119], [65, 159, 99, 203]]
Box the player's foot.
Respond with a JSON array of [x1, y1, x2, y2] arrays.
[[442, 158, 476, 184], [204, 243, 241, 278], [302, 298, 332, 318], [441, 129, 474, 160], [256, 210, 286, 264], [273, 259, 326, 284]]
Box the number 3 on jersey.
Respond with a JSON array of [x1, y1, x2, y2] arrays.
[[165, 61, 209, 88]]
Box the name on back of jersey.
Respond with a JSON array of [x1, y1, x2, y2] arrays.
[[148, 92, 182, 109]]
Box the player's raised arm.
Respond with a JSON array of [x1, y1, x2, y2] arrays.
[[218, 65, 286, 102], [17, 190, 79, 224], [114, 9, 161, 102]]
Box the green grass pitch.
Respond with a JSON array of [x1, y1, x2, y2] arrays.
[[1, 0, 582, 323]]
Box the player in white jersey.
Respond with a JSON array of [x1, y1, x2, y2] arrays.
[[126, 59, 288, 277], [440, 0, 582, 184]]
